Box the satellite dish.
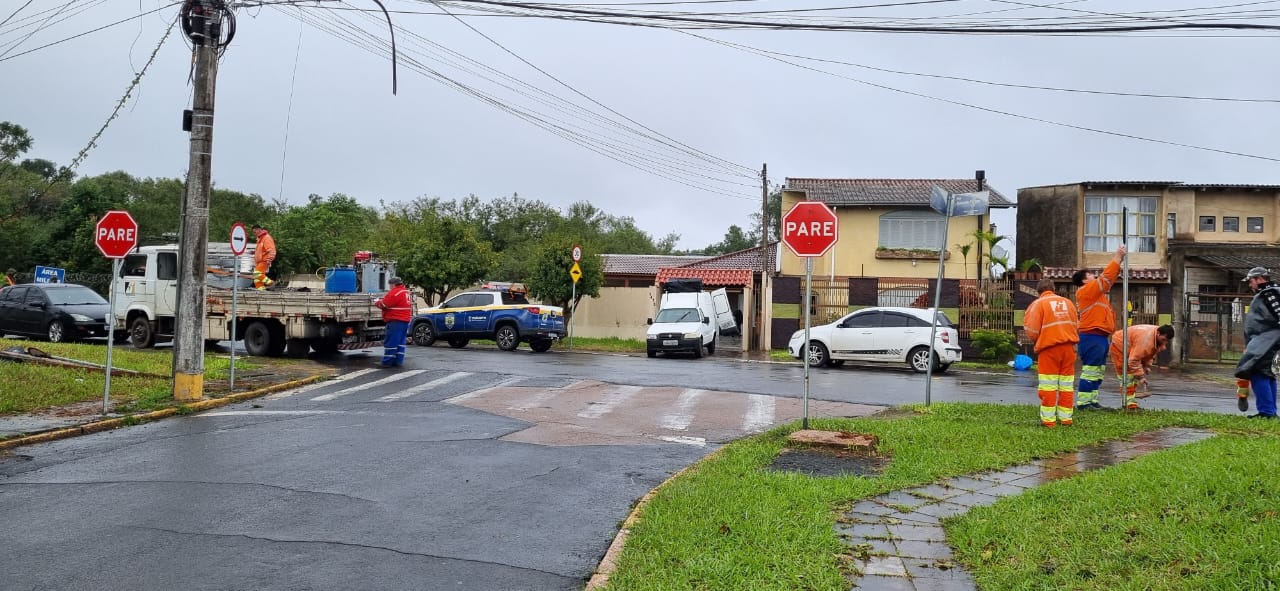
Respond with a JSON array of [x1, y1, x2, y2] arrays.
[[991, 245, 1008, 259]]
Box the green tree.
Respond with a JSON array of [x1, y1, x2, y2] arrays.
[[526, 238, 603, 320], [267, 193, 379, 275], [376, 205, 497, 304], [748, 188, 782, 244], [701, 224, 755, 255], [0, 121, 33, 163], [971, 228, 1012, 281]]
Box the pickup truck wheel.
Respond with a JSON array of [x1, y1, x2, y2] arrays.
[[285, 338, 311, 358], [411, 322, 436, 347], [129, 316, 155, 349], [529, 338, 552, 353], [447, 337, 469, 349], [692, 341, 704, 358], [243, 321, 274, 356], [495, 325, 520, 351], [646, 349, 657, 358]]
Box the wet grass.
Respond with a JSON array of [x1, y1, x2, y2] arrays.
[[602, 403, 1278, 591], [0, 338, 266, 414]]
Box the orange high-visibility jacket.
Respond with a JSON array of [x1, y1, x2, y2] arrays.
[[1109, 324, 1165, 376], [254, 231, 277, 265], [1024, 291, 1080, 353], [1076, 258, 1121, 334]]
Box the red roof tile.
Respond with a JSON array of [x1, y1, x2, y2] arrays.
[[656, 267, 753, 287], [677, 242, 777, 272], [1044, 267, 1168, 281], [603, 254, 711, 275]]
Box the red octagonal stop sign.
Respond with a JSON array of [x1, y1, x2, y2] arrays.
[[95, 210, 139, 259], [782, 201, 839, 257]]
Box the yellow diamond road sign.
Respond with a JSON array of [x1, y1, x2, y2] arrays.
[[570, 262, 582, 283]]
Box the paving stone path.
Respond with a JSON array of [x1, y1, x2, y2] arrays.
[[837, 427, 1216, 591]]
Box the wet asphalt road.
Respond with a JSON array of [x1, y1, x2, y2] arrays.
[[0, 345, 1237, 591]]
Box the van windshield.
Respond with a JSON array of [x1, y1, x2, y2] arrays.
[[656, 308, 700, 323]]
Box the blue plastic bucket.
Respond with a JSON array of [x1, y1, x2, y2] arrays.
[[325, 266, 357, 293]]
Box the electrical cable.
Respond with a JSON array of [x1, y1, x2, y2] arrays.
[[0, 3, 176, 63], [427, 0, 756, 176], [0, 0, 37, 29], [277, 18, 304, 201]]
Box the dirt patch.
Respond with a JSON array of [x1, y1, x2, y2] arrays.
[[767, 448, 888, 477], [202, 359, 336, 396]]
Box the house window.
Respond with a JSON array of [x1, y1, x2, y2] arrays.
[[1199, 216, 1216, 232], [1197, 284, 1231, 314], [1083, 196, 1157, 252], [1248, 217, 1265, 233], [1224, 216, 1240, 232], [878, 210, 945, 250]]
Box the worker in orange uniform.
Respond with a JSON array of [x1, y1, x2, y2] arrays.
[[1024, 278, 1080, 428], [375, 277, 413, 368], [1072, 244, 1126, 410], [1109, 324, 1174, 410], [251, 224, 276, 290]]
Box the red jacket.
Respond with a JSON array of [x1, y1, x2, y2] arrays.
[[376, 285, 413, 323]]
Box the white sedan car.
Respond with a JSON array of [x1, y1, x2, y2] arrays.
[[787, 307, 962, 373]]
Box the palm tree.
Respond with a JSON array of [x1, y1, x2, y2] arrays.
[[970, 228, 1011, 282], [954, 241, 974, 281]]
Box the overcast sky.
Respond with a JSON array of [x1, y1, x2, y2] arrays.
[[4, 0, 1279, 255]]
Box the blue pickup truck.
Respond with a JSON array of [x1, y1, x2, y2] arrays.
[[410, 286, 566, 352]]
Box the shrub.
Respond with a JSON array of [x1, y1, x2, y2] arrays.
[[970, 328, 1019, 361]]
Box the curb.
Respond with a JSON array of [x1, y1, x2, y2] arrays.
[[585, 447, 727, 590], [0, 373, 333, 451]]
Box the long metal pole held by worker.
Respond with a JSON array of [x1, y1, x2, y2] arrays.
[[173, 0, 223, 401], [924, 193, 953, 407], [1121, 207, 1130, 409]]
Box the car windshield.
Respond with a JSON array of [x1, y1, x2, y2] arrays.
[[656, 308, 700, 323], [45, 286, 107, 306]]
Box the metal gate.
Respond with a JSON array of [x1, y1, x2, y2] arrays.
[[1184, 292, 1248, 363], [805, 277, 850, 324]]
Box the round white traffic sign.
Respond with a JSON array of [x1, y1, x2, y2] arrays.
[[571, 244, 583, 263], [229, 222, 248, 256]]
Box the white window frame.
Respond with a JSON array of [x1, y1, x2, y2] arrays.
[[878, 210, 945, 250], [1083, 196, 1157, 253]]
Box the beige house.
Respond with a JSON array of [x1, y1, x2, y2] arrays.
[[1017, 181, 1280, 364]]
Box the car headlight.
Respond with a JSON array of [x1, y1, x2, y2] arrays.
[[683, 332, 701, 339], [70, 314, 93, 321]]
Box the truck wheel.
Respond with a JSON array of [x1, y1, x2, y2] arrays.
[[692, 342, 703, 358], [706, 337, 716, 355], [411, 321, 436, 347], [130, 316, 155, 349], [267, 323, 287, 357], [447, 337, 469, 349], [243, 321, 274, 356], [311, 339, 339, 356], [495, 325, 520, 351], [285, 338, 311, 358], [529, 338, 552, 353]]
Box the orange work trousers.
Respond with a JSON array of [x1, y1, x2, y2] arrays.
[[253, 262, 275, 289], [1036, 343, 1077, 426]]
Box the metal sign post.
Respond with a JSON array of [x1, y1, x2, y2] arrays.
[[103, 258, 122, 414], [569, 254, 582, 351], [924, 193, 954, 407], [229, 222, 248, 390], [802, 257, 813, 429], [1121, 207, 1130, 409]]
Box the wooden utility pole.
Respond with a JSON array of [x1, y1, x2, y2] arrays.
[[174, 0, 222, 401], [757, 163, 768, 352]]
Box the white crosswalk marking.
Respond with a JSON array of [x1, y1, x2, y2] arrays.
[[264, 368, 379, 400], [445, 377, 522, 404], [576, 385, 641, 419], [375, 371, 472, 402], [657, 435, 707, 447], [660, 388, 704, 431], [310, 370, 425, 402], [203, 410, 341, 416], [742, 394, 776, 433]]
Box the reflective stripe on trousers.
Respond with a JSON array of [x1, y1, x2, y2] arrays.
[[1036, 344, 1077, 425], [382, 321, 408, 366], [1076, 333, 1109, 406]]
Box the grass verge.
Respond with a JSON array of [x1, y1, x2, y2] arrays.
[[0, 339, 274, 414], [602, 403, 1279, 591]]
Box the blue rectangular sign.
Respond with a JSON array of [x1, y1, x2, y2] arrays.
[[930, 186, 990, 217], [34, 265, 65, 284]]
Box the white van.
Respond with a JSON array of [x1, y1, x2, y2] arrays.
[[646, 290, 720, 358]]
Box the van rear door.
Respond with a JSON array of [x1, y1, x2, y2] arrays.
[[710, 288, 737, 334]]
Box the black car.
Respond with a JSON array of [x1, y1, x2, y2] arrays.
[[0, 283, 121, 343]]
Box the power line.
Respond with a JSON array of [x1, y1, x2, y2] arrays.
[[0, 3, 177, 63], [689, 33, 1280, 103], [690, 28, 1280, 163], [427, 0, 756, 176], [0, 0, 37, 29]]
